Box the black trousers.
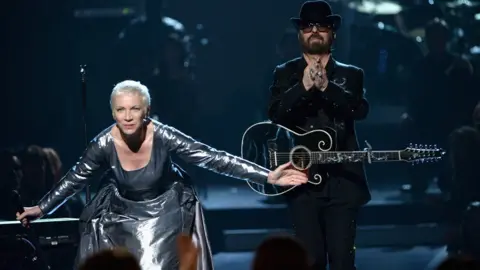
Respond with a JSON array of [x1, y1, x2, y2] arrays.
[[286, 191, 359, 270]]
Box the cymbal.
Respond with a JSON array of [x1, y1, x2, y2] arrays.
[[348, 0, 403, 15], [445, 0, 480, 7]]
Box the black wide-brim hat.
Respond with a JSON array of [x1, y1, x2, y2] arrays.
[[290, 0, 342, 31]]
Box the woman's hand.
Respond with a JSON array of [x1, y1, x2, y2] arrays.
[[267, 162, 308, 186], [16, 206, 43, 227]]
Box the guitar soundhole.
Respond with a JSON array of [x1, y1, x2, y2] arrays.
[[289, 146, 312, 170]]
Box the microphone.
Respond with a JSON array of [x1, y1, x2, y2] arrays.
[[12, 190, 25, 215], [11, 189, 32, 229]]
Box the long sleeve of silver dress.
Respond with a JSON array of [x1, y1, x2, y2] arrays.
[[160, 124, 270, 185]]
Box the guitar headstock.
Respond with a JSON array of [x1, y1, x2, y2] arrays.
[[400, 143, 446, 164]]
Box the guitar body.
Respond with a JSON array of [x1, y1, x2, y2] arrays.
[[241, 121, 336, 196]]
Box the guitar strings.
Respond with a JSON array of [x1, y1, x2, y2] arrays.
[[270, 153, 435, 157], [268, 153, 402, 157]]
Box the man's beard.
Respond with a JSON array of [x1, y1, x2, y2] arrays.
[[300, 35, 331, 54]]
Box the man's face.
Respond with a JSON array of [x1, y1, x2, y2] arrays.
[[298, 23, 334, 55]]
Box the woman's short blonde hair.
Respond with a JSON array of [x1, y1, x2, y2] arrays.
[[110, 80, 151, 108]]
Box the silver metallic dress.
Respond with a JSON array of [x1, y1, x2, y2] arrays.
[[37, 120, 270, 270]]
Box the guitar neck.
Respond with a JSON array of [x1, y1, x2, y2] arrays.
[[312, 150, 402, 164]]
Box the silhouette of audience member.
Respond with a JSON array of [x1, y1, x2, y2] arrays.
[[252, 234, 310, 270], [79, 248, 141, 270]]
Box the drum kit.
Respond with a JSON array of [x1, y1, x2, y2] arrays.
[[339, 0, 480, 103], [344, 0, 480, 49]]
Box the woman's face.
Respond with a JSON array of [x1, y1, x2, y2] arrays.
[[112, 92, 149, 136]]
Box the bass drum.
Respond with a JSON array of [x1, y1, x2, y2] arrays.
[[348, 24, 424, 105]]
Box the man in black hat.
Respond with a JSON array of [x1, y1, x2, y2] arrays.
[[267, 1, 370, 269]]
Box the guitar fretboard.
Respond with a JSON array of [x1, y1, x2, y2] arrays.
[[274, 150, 402, 165], [312, 151, 401, 164]]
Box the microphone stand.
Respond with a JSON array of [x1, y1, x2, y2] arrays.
[[13, 191, 51, 270], [80, 65, 91, 203]]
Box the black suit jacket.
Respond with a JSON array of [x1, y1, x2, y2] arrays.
[[268, 56, 371, 205]]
